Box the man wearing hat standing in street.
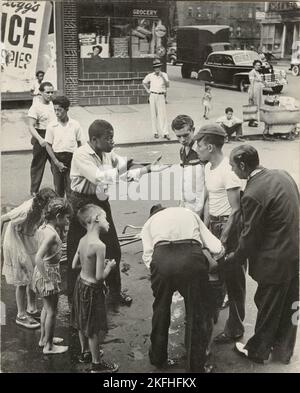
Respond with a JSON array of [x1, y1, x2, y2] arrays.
[[194, 123, 246, 345], [142, 59, 170, 140]]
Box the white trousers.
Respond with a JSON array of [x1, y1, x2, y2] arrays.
[[149, 93, 168, 136]]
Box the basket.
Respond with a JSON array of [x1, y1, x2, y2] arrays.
[[260, 106, 300, 125], [243, 104, 258, 122]]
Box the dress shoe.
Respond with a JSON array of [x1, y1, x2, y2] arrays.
[[214, 331, 243, 344], [164, 134, 171, 140], [234, 342, 265, 364], [154, 133, 159, 139]]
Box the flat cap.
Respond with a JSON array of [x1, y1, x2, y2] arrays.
[[194, 123, 226, 140]]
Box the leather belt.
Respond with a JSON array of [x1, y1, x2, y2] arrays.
[[209, 214, 229, 222], [150, 91, 165, 95], [155, 239, 201, 247]]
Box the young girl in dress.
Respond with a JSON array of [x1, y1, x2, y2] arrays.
[[33, 198, 72, 354], [2, 188, 57, 329], [202, 85, 212, 120]]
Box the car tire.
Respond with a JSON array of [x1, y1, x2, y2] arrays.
[[271, 85, 283, 94], [239, 78, 248, 92], [291, 65, 300, 76], [181, 64, 191, 79]]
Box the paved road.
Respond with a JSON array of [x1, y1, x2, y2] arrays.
[[1, 139, 299, 373]]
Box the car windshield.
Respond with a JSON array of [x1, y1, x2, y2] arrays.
[[233, 52, 260, 65]]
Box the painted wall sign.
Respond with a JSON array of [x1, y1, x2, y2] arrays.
[[1, 1, 56, 93], [132, 9, 158, 18]]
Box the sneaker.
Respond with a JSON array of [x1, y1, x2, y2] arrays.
[[16, 315, 40, 329], [90, 360, 119, 373], [154, 133, 159, 139], [27, 310, 41, 320], [79, 349, 104, 363], [43, 344, 68, 355]]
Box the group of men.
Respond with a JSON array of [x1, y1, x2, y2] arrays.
[[26, 77, 299, 373]]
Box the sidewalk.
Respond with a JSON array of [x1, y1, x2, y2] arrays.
[[1, 77, 269, 154]]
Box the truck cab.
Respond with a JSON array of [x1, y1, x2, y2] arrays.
[[176, 25, 231, 78]]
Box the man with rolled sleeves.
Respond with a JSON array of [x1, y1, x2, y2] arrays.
[[143, 59, 170, 140], [67, 119, 163, 307], [194, 123, 246, 344]]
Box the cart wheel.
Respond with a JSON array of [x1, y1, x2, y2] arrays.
[[291, 65, 300, 76]]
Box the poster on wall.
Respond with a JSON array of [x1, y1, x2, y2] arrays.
[[1, 1, 57, 93]]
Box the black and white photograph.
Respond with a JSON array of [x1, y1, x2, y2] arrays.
[[1, 0, 300, 377]]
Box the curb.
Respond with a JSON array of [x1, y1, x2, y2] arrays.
[[1, 139, 179, 155]]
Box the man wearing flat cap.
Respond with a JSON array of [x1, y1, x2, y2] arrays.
[[194, 123, 247, 345], [142, 59, 170, 140]]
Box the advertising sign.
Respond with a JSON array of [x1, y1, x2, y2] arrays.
[[1, 1, 56, 93]]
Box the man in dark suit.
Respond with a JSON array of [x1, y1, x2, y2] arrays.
[[226, 144, 299, 364]]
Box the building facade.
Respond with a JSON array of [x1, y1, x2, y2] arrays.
[[175, 1, 264, 50], [261, 2, 300, 58], [2, 0, 170, 105]]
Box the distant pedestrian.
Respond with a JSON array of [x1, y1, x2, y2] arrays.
[[248, 60, 263, 127], [30, 70, 45, 104], [45, 96, 84, 198], [171, 114, 205, 216], [1, 188, 57, 329], [71, 204, 119, 373], [32, 198, 71, 354], [226, 145, 299, 364], [142, 59, 170, 140], [216, 107, 244, 142], [27, 81, 56, 196], [202, 85, 212, 120]]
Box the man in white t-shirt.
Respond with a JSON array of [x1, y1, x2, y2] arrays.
[[45, 96, 84, 197], [142, 59, 170, 140], [194, 123, 246, 344], [27, 82, 56, 195]]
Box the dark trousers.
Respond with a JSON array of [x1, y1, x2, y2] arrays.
[[30, 129, 51, 194], [51, 152, 73, 197], [210, 215, 246, 337], [67, 192, 121, 304], [149, 242, 213, 372], [245, 275, 299, 362], [221, 123, 243, 138]]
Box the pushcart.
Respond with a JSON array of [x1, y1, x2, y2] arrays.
[[260, 104, 300, 140]]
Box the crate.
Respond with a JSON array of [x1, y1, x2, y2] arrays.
[[260, 106, 300, 125]]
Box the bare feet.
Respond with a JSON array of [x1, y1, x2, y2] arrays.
[[43, 344, 68, 354], [39, 337, 64, 348]]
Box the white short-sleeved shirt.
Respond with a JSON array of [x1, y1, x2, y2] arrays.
[[205, 156, 242, 216], [216, 115, 242, 128], [142, 72, 169, 93], [45, 118, 84, 153], [27, 101, 56, 130]]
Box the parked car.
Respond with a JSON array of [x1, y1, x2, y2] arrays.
[[198, 50, 287, 94], [290, 41, 300, 76], [167, 46, 177, 65]]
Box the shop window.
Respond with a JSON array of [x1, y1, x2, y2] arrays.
[[79, 16, 163, 59]]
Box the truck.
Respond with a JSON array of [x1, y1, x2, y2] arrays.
[[176, 25, 231, 78]]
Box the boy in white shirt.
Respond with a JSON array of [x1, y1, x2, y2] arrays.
[[216, 107, 244, 142], [45, 96, 84, 197], [194, 123, 246, 344], [30, 70, 45, 104]]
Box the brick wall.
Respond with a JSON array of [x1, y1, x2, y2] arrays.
[[63, 1, 79, 105], [78, 72, 149, 106]]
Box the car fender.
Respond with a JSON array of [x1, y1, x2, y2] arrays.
[[233, 72, 250, 85], [198, 68, 212, 81]]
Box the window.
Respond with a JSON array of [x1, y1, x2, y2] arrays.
[[79, 15, 163, 59], [222, 55, 234, 65], [207, 54, 222, 65]]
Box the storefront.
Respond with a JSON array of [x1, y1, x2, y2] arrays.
[[1, 1, 64, 101], [76, 1, 169, 106], [1, 0, 169, 106], [261, 2, 300, 58]]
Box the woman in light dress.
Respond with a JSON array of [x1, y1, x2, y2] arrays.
[[248, 59, 264, 127], [1, 188, 56, 329]]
